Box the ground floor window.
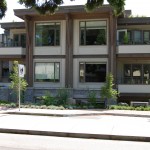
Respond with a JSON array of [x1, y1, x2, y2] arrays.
[[79, 62, 106, 82], [2, 61, 9, 78], [124, 64, 150, 84], [35, 62, 60, 82]]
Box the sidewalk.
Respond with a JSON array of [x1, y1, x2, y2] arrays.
[[0, 108, 150, 142], [2, 108, 150, 117]]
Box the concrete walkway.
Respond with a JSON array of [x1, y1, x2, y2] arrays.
[[0, 108, 150, 142]]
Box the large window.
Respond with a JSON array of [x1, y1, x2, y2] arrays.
[[118, 30, 150, 45], [79, 62, 106, 82], [35, 62, 60, 82], [80, 21, 107, 45], [124, 64, 150, 84], [35, 22, 60, 46]]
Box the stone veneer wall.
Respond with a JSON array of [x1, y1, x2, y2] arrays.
[[0, 87, 9, 102], [0, 87, 101, 103]]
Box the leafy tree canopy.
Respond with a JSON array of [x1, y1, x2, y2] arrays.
[[0, 0, 7, 19], [0, 0, 125, 19]]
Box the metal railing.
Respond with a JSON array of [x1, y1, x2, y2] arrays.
[[117, 77, 150, 85], [117, 40, 150, 46], [0, 41, 26, 48]]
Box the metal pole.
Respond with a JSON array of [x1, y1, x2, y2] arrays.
[[19, 76, 20, 111]]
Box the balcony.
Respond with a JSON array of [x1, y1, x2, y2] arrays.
[[0, 42, 26, 56], [117, 77, 150, 93], [118, 84, 150, 93], [117, 38, 150, 54], [117, 44, 150, 54]]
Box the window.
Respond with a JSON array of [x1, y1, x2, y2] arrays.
[[2, 61, 9, 78], [79, 62, 106, 82], [117, 30, 126, 44], [143, 31, 150, 44], [124, 64, 150, 84], [35, 62, 60, 82], [35, 22, 60, 46], [117, 30, 150, 45], [13, 34, 26, 47], [80, 21, 107, 45], [133, 31, 142, 44]]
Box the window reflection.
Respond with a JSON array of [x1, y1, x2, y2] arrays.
[[80, 21, 107, 45], [35, 22, 60, 46]]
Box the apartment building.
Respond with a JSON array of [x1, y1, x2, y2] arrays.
[[0, 5, 150, 103]]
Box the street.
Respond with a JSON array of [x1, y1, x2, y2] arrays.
[[0, 133, 150, 150]]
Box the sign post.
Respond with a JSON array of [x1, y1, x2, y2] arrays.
[[18, 64, 25, 111]]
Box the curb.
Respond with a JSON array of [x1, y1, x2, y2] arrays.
[[0, 128, 150, 142], [4, 111, 150, 118]]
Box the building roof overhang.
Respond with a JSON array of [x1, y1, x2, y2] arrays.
[[14, 5, 113, 20], [118, 17, 150, 26], [0, 22, 25, 30]]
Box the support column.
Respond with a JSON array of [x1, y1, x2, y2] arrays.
[[108, 12, 117, 83], [0, 61, 2, 81], [25, 16, 34, 87], [65, 14, 73, 88]]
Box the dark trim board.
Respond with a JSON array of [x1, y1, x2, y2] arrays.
[[117, 54, 150, 58], [0, 55, 25, 59], [118, 93, 150, 104], [33, 55, 66, 59], [73, 55, 108, 58]]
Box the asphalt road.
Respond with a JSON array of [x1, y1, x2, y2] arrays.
[[0, 133, 150, 150]]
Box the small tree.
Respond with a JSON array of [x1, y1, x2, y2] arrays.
[[100, 73, 119, 108], [9, 61, 28, 104]]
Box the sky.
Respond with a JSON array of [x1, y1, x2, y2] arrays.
[[0, 0, 150, 33]]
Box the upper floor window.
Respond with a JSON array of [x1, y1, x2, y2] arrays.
[[143, 31, 150, 44], [117, 30, 150, 45], [35, 62, 60, 82], [79, 62, 106, 83], [13, 34, 26, 47], [134, 31, 142, 44], [80, 21, 107, 45], [35, 22, 60, 46]]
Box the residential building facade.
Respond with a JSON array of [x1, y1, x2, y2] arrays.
[[0, 5, 150, 103]]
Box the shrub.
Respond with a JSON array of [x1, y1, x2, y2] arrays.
[[109, 105, 150, 111], [56, 88, 69, 105], [40, 105, 47, 109], [42, 91, 57, 106], [88, 90, 97, 105], [10, 103, 17, 108], [0, 100, 9, 104]]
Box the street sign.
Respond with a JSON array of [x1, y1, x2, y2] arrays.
[[18, 64, 25, 111], [18, 64, 25, 77]]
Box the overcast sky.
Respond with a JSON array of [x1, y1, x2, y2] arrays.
[[0, 0, 150, 33]]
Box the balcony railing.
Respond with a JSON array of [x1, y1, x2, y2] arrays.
[[117, 77, 150, 85], [117, 40, 150, 46], [0, 41, 26, 48]]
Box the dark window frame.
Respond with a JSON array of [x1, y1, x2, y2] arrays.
[[79, 20, 107, 46], [79, 62, 106, 83], [35, 22, 60, 46], [34, 62, 60, 82], [13, 33, 26, 47], [143, 30, 150, 44], [124, 64, 150, 84]]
